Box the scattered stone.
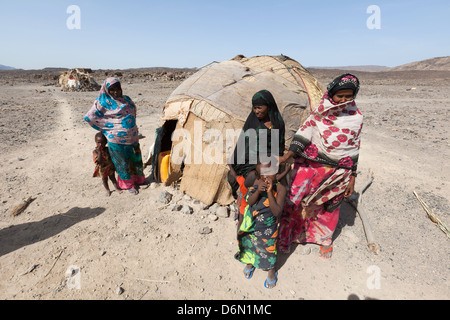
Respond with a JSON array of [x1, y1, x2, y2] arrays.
[[208, 203, 219, 213], [159, 191, 172, 204], [99, 250, 106, 256], [299, 245, 311, 255], [199, 201, 209, 210], [208, 214, 218, 221], [182, 205, 193, 214], [170, 204, 182, 211], [216, 206, 229, 218], [150, 182, 157, 189], [116, 286, 124, 295], [198, 226, 212, 234]]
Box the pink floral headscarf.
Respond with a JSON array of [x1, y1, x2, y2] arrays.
[[289, 75, 363, 170]]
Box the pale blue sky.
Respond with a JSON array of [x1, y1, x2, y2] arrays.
[[1, 0, 449, 69]]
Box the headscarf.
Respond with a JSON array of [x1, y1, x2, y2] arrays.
[[84, 78, 139, 145], [289, 74, 363, 170], [250, 90, 285, 132], [231, 90, 286, 177], [327, 73, 360, 101]]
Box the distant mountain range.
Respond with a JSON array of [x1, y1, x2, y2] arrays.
[[309, 65, 390, 72], [0, 64, 16, 70], [388, 56, 450, 71], [2, 56, 450, 72], [310, 56, 450, 72]]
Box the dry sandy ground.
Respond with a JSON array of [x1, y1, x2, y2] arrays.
[[0, 69, 449, 301]]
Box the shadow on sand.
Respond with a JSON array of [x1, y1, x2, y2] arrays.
[[0, 206, 105, 257]]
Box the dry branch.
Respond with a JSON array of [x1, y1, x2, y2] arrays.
[[413, 191, 450, 239], [44, 248, 64, 278], [346, 170, 380, 254], [10, 196, 35, 217]]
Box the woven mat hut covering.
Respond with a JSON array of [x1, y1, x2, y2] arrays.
[[152, 54, 324, 206]]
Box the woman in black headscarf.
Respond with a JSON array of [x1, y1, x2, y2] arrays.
[[228, 90, 286, 218]]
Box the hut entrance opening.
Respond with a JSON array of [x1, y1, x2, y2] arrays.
[[152, 120, 178, 183]]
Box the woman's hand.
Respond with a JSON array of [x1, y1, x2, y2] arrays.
[[344, 176, 356, 197], [277, 154, 286, 164], [278, 150, 294, 164]]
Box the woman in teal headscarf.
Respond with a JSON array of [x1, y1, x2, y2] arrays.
[[84, 78, 145, 195]]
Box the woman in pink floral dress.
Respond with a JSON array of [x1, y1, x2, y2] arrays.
[[278, 74, 363, 260]]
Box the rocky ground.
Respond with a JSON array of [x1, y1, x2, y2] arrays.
[[0, 67, 448, 300]]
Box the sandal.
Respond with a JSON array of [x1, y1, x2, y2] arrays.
[[244, 265, 255, 279], [128, 188, 139, 195], [264, 271, 278, 289], [319, 245, 333, 261]]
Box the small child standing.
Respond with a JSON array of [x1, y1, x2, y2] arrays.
[[93, 132, 121, 196], [234, 160, 286, 289]]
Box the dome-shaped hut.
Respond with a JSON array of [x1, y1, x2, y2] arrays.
[[150, 54, 324, 206]]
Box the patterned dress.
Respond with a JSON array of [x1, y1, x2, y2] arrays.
[[278, 159, 347, 252], [93, 146, 115, 179], [85, 78, 145, 190], [235, 184, 279, 271], [279, 74, 363, 253]]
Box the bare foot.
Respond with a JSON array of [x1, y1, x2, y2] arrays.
[[105, 190, 111, 197]]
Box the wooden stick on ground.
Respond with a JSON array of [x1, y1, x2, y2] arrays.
[[44, 248, 65, 278], [346, 170, 380, 255], [10, 196, 35, 217], [413, 191, 450, 239]]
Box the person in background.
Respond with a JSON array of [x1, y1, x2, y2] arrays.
[[84, 78, 145, 195]]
